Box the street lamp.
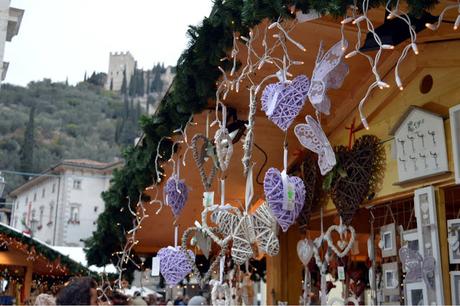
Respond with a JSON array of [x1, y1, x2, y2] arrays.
[[0, 172, 5, 198]]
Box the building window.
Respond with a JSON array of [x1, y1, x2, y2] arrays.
[[73, 179, 82, 190], [69, 205, 80, 224], [52, 183, 56, 193], [25, 197, 28, 205], [14, 216, 18, 228], [48, 202, 54, 226], [33, 193, 37, 201], [30, 209, 38, 232], [15, 200, 18, 209], [38, 206, 44, 230], [42, 188, 45, 198], [94, 206, 98, 212]]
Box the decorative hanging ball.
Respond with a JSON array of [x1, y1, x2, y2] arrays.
[[158, 247, 195, 285], [263, 167, 305, 232], [261, 75, 310, 131]]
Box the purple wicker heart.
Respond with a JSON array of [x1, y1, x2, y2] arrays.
[[264, 168, 305, 232], [164, 175, 188, 217], [158, 246, 195, 285], [261, 75, 310, 131]]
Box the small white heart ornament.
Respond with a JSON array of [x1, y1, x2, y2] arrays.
[[297, 239, 314, 266]]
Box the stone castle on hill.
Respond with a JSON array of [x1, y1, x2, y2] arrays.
[[105, 51, 175, 114]]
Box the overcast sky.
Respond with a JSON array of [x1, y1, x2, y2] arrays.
[[6, 0, 213, 86]]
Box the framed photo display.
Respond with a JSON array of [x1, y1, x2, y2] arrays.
[[380, 223, 397, 258], [447, 219, 460, 264], [414, 186, 444, 305], [451, 271, 460, 306], [405, 282, 428, 306], [381, 261, 400, 305]]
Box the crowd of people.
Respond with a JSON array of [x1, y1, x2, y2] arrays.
[[27, 277, 208, 306]]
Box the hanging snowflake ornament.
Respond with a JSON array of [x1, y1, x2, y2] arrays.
[[307, 39, 349, 115], [261, 75, 310, 131], [158, 246, 195, 285], [294, 115, 336, 176]]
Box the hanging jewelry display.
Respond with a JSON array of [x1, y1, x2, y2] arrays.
[[264, 146, 306, 232]]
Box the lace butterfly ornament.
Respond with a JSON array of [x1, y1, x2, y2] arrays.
[[307, 39, 349, 115], [294, 115, 336, 175]]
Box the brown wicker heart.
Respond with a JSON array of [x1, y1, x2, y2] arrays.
[[331, 135, 385, 225], [191, 134, 218, 191], [297, 154, 322, 232]]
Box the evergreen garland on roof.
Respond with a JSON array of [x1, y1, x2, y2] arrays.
[[85, 0, 439, 268]]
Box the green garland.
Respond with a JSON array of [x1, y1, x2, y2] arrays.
[[85, 0, 439, 268], [0, 223, 92, 276]]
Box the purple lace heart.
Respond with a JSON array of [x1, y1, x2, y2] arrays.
[[164, 175, 188, 217], [263, 168, 305, 232], [261, 75, 310, 131], [158, 247, 195, 285]]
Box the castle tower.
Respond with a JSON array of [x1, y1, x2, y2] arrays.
[[105, 51, 136, 91]]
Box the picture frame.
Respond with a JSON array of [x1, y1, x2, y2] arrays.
[[449, 104, 460, 184], [405, 282, 428, 306], [380, 223, 397, 258], [447, 219, 460, 264], [414, 186, 444, 305], [402, 229, 419, 253], [382, 262, 399, 297], [451, 271, 460, 306]]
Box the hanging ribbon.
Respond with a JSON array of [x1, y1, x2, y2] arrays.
[[245, 164, 254, 212], [219, 256, 225, 284], [220, 179, 225, 207], [174, 225, 178, 248], [281, 145, 294, 211]]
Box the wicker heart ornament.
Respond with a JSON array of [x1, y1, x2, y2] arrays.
[[297, 239, 314, 266], [158, 246, 195, 285], [264, 168, 305, 232], [261, 75, 310, 131], [324, 223, 356, 258], [191, 134, 218, 190], [164, 175, 188, 217], [331, 135, 385, 225]]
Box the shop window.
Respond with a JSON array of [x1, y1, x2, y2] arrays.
[[73, 179, 82, 190]]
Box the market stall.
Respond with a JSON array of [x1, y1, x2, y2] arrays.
[[88, 0, 460, 305], [0, 223, 91, 303]]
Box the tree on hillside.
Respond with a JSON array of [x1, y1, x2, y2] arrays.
[[20, 104, 36, 175]]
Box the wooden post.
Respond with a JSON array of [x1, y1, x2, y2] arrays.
[[23, 264, 33, 301], [436, 187, 451, 305]]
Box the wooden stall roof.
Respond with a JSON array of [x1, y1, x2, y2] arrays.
[[135, 1, 460, 253], [0, 223, 91, 276]]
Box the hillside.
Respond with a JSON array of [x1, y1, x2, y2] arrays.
[[0, 79, 139, 191]]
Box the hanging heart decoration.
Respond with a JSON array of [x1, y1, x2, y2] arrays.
[[324, 222, 356, 258], [191, 134, 218, 190], [264, 167, 305, 232], [297, 155, 322, 231], [214, 127, 233, 172], [331, 135, 385, 225], [164, 175, 189, 217], [158, 246, 195, 285], [195, 230, 212, 259], [261, 75, 310, 131], [297, 239, 314, 266]]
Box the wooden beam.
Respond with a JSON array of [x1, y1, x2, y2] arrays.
[[436, 187, 452, 305]]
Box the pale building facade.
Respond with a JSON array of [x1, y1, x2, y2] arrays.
[[105, 51, 135, 91], [0, 0, 23, 81], [9, 159, 121, 246]]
